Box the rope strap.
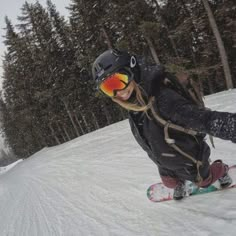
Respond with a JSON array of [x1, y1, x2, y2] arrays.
[[150, 98, 204, 184], [164, 122, 203, 184], [164, 123, 202, 165], [150, 98, 198, 136]]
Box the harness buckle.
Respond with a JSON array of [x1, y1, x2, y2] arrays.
[[165, 138, 175, 144]]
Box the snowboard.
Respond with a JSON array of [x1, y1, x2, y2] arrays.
[[147, 165, 236, 202]]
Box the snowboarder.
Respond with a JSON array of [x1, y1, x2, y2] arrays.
[[92, 49, 235, 200]]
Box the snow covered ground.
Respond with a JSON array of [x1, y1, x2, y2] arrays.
[[0, 89, 236, 236], [0, 159, 23, 175]]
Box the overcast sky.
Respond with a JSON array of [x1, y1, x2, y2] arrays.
[[0, 0, 70, 88]]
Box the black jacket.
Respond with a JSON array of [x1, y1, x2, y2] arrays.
[[128, 64, 236, 181]]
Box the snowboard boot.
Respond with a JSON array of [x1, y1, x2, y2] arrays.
[[218, 171, 232, 188], [173, 181, 186, 200], [217, 161, 232, 188]]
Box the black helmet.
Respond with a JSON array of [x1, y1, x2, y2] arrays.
[[92, 49, 137, 84]]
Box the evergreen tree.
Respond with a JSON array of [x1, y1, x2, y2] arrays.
[[1, 0, 235, 159]]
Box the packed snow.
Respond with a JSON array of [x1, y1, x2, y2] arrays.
[[1, 89, 236, 236], [0, 159, 22, 175]]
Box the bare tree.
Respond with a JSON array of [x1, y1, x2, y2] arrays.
[[145, 36, 161, 65], [201, 0, 233, 89], [62, 99, 80, 137]]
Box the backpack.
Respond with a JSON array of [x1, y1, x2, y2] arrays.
[[149, 71, 213, 184], [164, 71, 204, 107]]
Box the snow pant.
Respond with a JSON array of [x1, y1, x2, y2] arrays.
[[159, 159, 228, 188]]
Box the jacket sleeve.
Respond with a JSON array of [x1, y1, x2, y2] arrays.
[[158, 88, 236, 143]]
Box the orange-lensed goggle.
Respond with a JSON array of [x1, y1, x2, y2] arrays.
[[99, 73, 130, 97]]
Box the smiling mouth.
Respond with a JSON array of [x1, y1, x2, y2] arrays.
[[118, 90, 131, 100], [115, 81, 134, 100], [120, 91, 129, 97]]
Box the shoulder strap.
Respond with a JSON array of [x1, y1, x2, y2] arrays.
[[149, 97, 204, 184], [149, 97, 198, 136]]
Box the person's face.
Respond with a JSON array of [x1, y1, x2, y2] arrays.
[[114, 80, 135, 101]]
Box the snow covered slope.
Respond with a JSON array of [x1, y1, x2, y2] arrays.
[[0, 90, 236, 236], [0, 159, 22, 175]]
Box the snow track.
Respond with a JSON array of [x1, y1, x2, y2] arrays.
[[1, 90, 236, 235]]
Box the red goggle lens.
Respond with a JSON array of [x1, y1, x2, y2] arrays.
[[99, 73, 129, 97]]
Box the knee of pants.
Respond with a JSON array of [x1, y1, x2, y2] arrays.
[[161, 175, 179, 188], [199, 160, 226, 187]]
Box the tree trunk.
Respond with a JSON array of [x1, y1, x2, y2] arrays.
[[74, 113, 85, 135], [119, 106, 127, 120], [168, 35, 180, 58], [62, 99, 80, 137], [101, 26, 113, 49], [197, 76, 204, 96], [49, 124, 61, 145], [91, 112, 100, 130], [103, 105, 112, 125], [201, 0, 233, 89], [207, 77, 214, 94], [63, 126, 71, 141], [155, 0, 180, 58], [82, 115, 91, 132], [145, 36, 161, 65], [56, 122, 68, 142]]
